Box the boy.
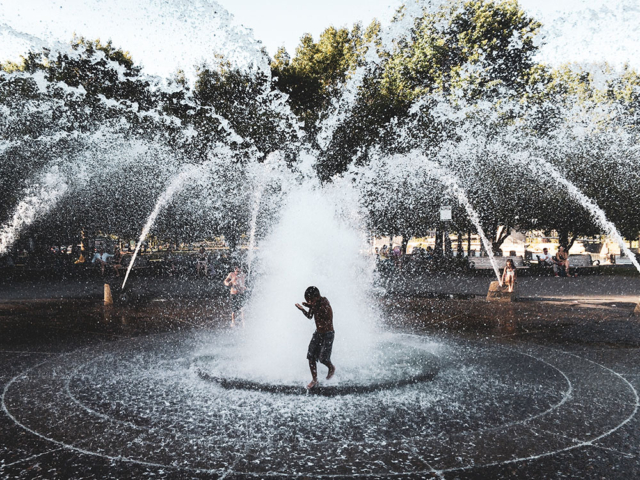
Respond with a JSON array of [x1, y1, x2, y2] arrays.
[[295, 286, 336, 389], [224, 266, 246, 327]]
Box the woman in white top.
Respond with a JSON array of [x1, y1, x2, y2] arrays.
[[501, 258, 517, 293]]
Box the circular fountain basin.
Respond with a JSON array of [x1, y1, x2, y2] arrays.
[[193, 339, 440, 396], [3, 329, 636, 477]]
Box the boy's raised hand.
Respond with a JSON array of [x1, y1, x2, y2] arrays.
[[295, 303, 306, 312]]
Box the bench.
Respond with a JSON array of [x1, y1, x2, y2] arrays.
[[614, 254, 635, 265], [569, 254, 596, 268], [469, 256, 526, 270]]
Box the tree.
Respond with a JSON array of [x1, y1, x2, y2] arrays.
[[271, 22, 378, 139], [381, 0, 541, 101]]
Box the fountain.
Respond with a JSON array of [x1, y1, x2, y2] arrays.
[[1, 0, 637, 367], [1, 0, 640, 477], [122, 165, 203, 290]]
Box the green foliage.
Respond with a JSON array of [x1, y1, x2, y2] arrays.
[[0, 37, 295, 245], [195, 60, 287, 156], [270, 22, 378, 134], [382, 0, 541, 102], [2, 0, 640, 251]]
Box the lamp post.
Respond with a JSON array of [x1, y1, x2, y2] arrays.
[[440, 206, 452, 257]]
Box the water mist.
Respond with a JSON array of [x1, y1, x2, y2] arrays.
[[212, 182, 379, 384]]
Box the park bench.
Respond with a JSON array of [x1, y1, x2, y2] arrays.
[[569, 254, 597, 268], [531, 254, 598, 275], [469, 255, 526, 270], [613, 254, 635, 265]]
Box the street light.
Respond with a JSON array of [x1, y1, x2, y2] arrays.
[[440, 205, 452, 222], [440, 206, 452, 257]]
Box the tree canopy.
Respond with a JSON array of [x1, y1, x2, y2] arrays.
[[1, 0, 639, 253]]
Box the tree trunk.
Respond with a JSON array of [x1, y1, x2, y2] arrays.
[[567, 233, 580, 251], [492, 225, 511, 255], [401, 235, 409, 255], [457, 231, 463, 256], [434, 227, 443, 257], [467, 229, 472, 256], [444, 225, 452, 257], [226, 232, 239, 252], [558, 229, 569, 249]]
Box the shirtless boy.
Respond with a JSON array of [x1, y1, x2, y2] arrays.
[[224, 266, 246, 327], [295, 286, 336, 389]]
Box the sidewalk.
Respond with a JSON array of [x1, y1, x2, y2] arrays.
[[386, 273, 640, 304], [0, 276, 225, 302], [1, 273, 639, 305]]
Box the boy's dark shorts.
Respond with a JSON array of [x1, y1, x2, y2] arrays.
[[230, 293, 245, 313], [307, 331, 334, 364]]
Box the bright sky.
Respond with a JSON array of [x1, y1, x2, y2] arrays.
[[215, 0, 396, 55], [0, 0, 638, 79]]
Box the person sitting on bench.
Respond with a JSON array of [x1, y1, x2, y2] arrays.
[[537, 248, 553, 267], [553, 246, 570, 277]]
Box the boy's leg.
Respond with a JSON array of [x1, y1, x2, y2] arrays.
[[319, 333, 336, 380], [308, 359, 318, 389], [308, 359, 317, 380], [321, 360, 336, 380], [307, 333, 321, 388]]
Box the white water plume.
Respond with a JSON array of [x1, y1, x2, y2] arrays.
[[245, 185, 264, 278], [0, 168, 68, 255], [231, 184, 378, 384], [362, 151, 503, 285], [245, 162, 272, 278], [122, 165, 202, 290], [527, 155, 640, 274]]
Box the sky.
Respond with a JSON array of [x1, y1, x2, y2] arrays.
[[0, 0, 639, 80], [215, 0, 588, 55]]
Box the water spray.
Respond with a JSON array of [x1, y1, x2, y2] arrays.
[[528, 155, 640, 274], [121, 165, 201, 290]]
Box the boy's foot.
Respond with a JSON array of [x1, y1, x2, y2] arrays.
[[326, 366, 336, 380], [306, 380, 318, 389]]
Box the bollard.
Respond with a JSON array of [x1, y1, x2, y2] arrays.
[[104, 283, 114, 306], [486, 281, 517, 302]]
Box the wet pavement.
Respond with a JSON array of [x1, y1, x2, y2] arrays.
[[0, 277, 639, 478]]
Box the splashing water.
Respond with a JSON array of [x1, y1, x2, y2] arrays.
[[528, 155, 640, 274], [1, 0, 271, 80], [366, 151, 504, 285], [246, 186, 264, 278], [232, 184, 378, 384], [425, 159, 504, 285], [245, 161, 273, 278], [121, 165, 201, 290], [0, 168, 68, 255], [316, 0, 434, 150]]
